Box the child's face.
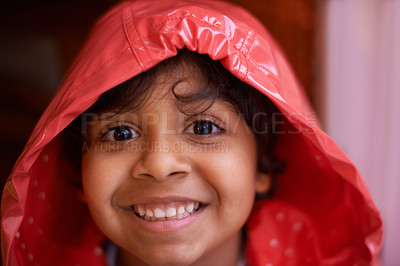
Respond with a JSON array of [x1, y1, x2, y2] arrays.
[[81, 68, 269, 265]]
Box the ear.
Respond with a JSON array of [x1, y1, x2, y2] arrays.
[[255, 172, 271, 194]]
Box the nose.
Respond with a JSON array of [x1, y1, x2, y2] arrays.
[[131, 138, 192, 182]]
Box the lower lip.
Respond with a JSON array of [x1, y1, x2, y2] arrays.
[[128, 207, 205, 234]]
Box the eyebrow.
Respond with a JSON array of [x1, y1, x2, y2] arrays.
[[95, 112, 120, 121], [192, 98, 238, 115], [216, 99, 239, 113]]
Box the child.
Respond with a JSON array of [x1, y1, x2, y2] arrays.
[[1, 0, 382, 265]]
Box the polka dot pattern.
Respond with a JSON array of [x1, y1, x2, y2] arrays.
[[13, 145, 107, 266], [293, 222, 303, 232], [269, 238, 279, 248], [38, 192, 46, 200], [246, 200, 319, 265], [284, 248, 294, 257]]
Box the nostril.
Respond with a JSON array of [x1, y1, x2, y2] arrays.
[[132, 171, 188, 181], [169, 171, 190, 179], [132, 173, 153, 180], [171, 171, 184, 176], [131, 154, 192, 181]]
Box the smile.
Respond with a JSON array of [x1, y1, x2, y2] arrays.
[[132, 201, 201, 221]]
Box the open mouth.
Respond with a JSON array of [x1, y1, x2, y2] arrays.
[[132, 201, 201, 221]]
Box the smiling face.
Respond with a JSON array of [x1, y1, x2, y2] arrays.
[[81, 56, 270, 266]]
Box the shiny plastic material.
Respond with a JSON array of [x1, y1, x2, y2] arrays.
[[1, 0, 382, 265]]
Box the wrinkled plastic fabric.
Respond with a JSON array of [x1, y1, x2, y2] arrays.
[[1, 0, 382, 265]]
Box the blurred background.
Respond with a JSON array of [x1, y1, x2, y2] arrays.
[[0, 0, 398, 264]]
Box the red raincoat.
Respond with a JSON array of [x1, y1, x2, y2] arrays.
[[1, 0, 382, 265]]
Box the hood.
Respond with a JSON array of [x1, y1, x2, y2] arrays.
[[1, 0, 382, 265]]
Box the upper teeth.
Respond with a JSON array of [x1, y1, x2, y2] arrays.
[[133, 202, 200, 221]]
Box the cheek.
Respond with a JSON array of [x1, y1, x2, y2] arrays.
[[224, 135, 258, 208], [81, 152, 125, 211], [202, 141, 258, 209], [81, 152, 131, 238], [226, 140, 258, 187]]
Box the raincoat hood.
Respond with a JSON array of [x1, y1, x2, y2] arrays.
[[2, 0, 382, 265]]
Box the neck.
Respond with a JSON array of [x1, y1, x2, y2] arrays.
[[117, 231, 244, 266]]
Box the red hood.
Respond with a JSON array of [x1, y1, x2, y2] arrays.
[[1, 0, 382, 265]]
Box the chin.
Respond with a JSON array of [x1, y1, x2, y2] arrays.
[[131, 244, 204, 266], [139, 253, 200, 266]]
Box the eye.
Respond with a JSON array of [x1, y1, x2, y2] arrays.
[[103, 125, 138, 141], [188, 120, 223, 135]]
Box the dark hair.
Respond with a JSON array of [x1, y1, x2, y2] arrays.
[[62, 48, 285, 193]]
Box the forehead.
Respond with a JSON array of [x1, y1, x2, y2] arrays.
[[152, 60, 204, 97], [86, 50, 232, 115], [134, 55, 223, 114], [145, 80, 235, 113]]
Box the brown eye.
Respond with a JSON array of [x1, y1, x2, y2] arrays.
[[104, 125, 138, 141], [191, 120, 221, 135]]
